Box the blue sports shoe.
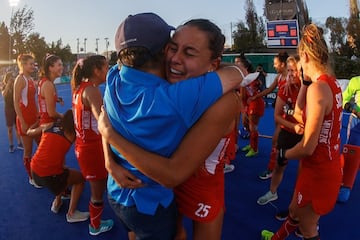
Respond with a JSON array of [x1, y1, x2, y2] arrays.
[[337, 186, 351, 203], [89, 219, 114, 235]]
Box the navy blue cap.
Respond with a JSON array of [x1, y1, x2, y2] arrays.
[[115, 12, 175, 55]]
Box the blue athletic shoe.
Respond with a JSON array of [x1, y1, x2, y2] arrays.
[[89, 219, 114, 235], [337, 186, 351, 203]]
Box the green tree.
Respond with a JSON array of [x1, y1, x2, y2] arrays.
[[10, 5, 34, 57], [47, 39, 76, 76], [346, 16, 360, 56], [346, 0, 360, 57], [0, 22, 11, 61], [232, 0, 265, 52], [325, 17, 347, 54], [25, 33, 48, 64], [48, 39, 75, 64]]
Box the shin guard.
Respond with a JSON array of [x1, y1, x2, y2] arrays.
[[89, 201, 104, 229], [250, 131, 259, 152], [342, 144, 360, 189], [273, 216, 299, 240], [267, 147, 277, 171]]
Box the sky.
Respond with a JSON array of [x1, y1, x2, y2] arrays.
[[0, 0, 352, 54]]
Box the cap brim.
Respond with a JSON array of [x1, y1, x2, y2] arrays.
[[240, 72, 260, 87]]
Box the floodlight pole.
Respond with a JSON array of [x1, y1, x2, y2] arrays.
[[104, 37, 109, 59], [8, 0, 19, 68], [95, 38, 99, 54]]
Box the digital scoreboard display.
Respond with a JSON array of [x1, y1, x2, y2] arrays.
[[266, 19, 299, 48]]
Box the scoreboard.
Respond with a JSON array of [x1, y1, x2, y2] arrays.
[[266, 19, 299, 48]]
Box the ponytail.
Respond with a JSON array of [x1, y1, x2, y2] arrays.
[[71, 55, 106, 91], [71, 59, 84, 91]]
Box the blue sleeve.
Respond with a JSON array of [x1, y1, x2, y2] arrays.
[[165, 72, 223, 127], [103, 65, 126, 132]]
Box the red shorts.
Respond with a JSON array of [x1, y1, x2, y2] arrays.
[[16, 114, 38, 136], [295, 160, 342, 215], [246, 97, 264, 116], [174, 164, 225, 223], [75, 140, 107, 181]]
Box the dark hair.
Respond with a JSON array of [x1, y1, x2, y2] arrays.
[[275, 51, 289, 64], [60, 109, 75, 135], [71, 55, 107, 91], [41, 54, 61, 79], [236, 53, 254, 73], [182, 19, 225, 60], [118, 46, 162, 68]]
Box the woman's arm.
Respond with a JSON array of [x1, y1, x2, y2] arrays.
[[252, 76, 278, 100], [42, 81, 62, 119], [13, 76, 27, 132], [99, 91, 241, 188], [285, 82, 329, 159], [274, 96, 304, 135], [102, 138, 144, 188], [1, 79, 12, 97], [83, 85, 103, 120], [27, 122, 53, 137], [217, 64, 254, 93]]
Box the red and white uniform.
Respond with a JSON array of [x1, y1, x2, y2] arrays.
[[243, 79, 265, 116], [16, 74, 38, 136], [38, 78, 57, 124], [277, 74, 287, 91], [72, 82, 107, 180], [31, 125, 71, 176], [278, 83, 300, 133], [295, 74, 342, 215], [174, 132, 234, 222]]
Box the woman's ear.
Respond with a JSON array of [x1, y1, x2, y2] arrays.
[[209, 57, 221, 72]]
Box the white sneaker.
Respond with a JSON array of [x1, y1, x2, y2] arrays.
[[51, 200, 63, 214], [224, 164, 235, 173], [66, 210, 90, 223], [257, 190, 278, 205], [29, 178, 43, 189]]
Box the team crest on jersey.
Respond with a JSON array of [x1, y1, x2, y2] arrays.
[[297, 192, 303, 205]]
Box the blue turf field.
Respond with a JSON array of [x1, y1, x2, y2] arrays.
[[0, 83, 359, 239]]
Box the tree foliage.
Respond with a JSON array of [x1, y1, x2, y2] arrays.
[[5, 5, 75, 67], [325, 17, 347, 54], [233, 0, 266, 51], [0, 22, 11, 61], [10, 5, 34, 56], [25, 33, 48, 64], [232, 0, 265, 52], [48, 39, 75, 64], [346, 15, 360, 56]]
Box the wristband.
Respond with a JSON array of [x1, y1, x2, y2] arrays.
[[302, 80, 312, 86]]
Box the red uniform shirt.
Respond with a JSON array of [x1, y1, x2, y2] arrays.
[[31, 125, 72, 177], [278, 82, 301, 133], [296, 74, 343, 215], [16, 75, 38, 135], [72, 82, 101, 144], [38, 78, 57, 124], [244, 79, 265, 116], [72, 81, 107, 180]]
